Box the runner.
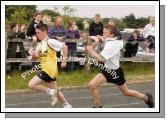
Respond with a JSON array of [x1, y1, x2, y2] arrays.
[[28, 23, 72, 108], [86, 25, 154, 108]]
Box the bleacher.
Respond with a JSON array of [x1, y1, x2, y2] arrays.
[[5, 32, 155, 71]]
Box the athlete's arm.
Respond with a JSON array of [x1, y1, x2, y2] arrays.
[[48, 39, 68, 68], [29, 50, 40, 61], [86, 46, 105, 63], [61, 44, 68, 68]]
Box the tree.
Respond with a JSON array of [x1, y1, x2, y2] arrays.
[[5, 5, 36, 24], [136, 17, 149, 28], [122, 13, 149, 29], [101, 18, 110, 26], [10, 7, 28, 24], [76, 18, 84, 30], [122, 13, 137, 28]]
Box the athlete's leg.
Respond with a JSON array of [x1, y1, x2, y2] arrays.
[[117, 83, 154, 107], [28, 75, 46, 92], [88, 73, 107, 108], [117, 83, 148, 100], [48, 81, 72, 107]]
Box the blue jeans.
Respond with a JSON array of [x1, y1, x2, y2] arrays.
[[67, 50, 76, 71]]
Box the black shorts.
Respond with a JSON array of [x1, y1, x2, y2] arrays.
[[36, 71, 56, 83], [101, 67, 126, 85]]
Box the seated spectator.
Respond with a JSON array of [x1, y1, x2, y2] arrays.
[[65, 21, 80, 71], [89, 14, 103, 37], [26, 12, 43, 38], [26, 12, 43, 50], [127, 30, 144, 42], [89, 14, 104, 53], [108, 19, 122, 40]]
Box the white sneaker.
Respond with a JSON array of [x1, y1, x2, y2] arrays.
[[63, 103, 72, 108], [50, 89, 58, 106]]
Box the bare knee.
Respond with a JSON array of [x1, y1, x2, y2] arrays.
[[88, 82, 97, 90], [28, 81, 35, 89]]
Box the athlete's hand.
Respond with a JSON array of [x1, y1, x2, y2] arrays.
[[32, 36, 37, 42], [61, 59, 67, 68], [86, 46, 93, 52]]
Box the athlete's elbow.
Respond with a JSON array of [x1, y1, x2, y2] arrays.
[[63, 44, 68, 50]]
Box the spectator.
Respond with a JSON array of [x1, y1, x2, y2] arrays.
[[48, 16, 66, 42], [108, 19, 122, 40], [7, 22, 26, 58], [89, 14, 103, 36], [89, 14, 104, 53], [26, 12, 43, 51], [7, 22, 27, 73], [65, 21, 80, 71], [127, 30, 144, 42], [26, 12, 43, 38], [144, 16, 155, 53], [48, 16, 66, 59]]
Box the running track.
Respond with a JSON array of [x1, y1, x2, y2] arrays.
[[5, 81, 155, 108]]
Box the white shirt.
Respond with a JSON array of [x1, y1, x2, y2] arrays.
[[35, 38, 64, 54], [100, 38, 124, 70], [144, 23, 155, 37]]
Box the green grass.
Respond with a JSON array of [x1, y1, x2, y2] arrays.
[[6, 62, 155, 91]]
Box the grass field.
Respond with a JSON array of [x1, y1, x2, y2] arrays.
[[6, 62, 155, 91]]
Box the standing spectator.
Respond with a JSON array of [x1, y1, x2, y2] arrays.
[[48, 16, 66, 59], [7, 22, 27, 73], [7, 22, 27, 58], [144, 16, 155, 53], [48, 16, 66, 42], [65, 21, 80, 71], [108, 19, 122, 40]]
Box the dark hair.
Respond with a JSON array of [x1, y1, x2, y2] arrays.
[[133, 30, 140, 36], [33, 12, 43, 18], [10, 22, 17, 30], [104, 25, 117, 35], [36, 24, 48, 32]]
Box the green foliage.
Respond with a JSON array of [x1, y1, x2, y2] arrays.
[[76, 18, 84, 30], [101, 18, 110, 26], [136, 17, 149, 28], [5, 5, 149, 31], [122, 13, 149, 29], [122, 13, 137, 28], [5, 5, 36, 24]]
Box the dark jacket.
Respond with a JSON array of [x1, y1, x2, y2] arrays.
[[65, 29, 80, 51], [26, 20, 43, 37], [127, 35, 145, 42], [89, 21, 103, 36]]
